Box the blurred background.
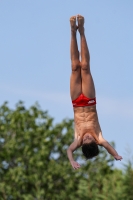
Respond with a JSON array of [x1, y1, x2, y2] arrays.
[[0, 0, 133, 169]]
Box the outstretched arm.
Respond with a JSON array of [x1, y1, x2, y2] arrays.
[[67, 140, 81, 169], [100, 139, 122, 161]]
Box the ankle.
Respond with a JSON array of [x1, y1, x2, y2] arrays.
[[71, 30, 77, 36], [79, 27, 85, 35], [80, 31, 85, 37]]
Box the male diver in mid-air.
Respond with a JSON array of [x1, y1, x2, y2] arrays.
[[67, 15, 122, 169]]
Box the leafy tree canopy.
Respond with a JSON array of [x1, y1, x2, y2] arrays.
[[0, 102, 133, 200]]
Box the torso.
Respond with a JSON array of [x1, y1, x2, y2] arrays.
[[73, 105, 102, 145]]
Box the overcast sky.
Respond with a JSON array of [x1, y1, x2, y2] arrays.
[[0, 0, 133, 169]]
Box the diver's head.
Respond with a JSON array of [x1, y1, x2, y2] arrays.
[[82, 133, 99, 159]]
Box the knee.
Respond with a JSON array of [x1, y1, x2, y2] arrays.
[[81, 62, 90, 73], [71, 62, 80, 71]]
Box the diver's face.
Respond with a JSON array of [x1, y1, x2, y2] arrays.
[[82, 133, 95, 144]]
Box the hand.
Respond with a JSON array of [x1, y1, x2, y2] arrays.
[[114, 155, 123, 161], [70, 160, 81, 170]]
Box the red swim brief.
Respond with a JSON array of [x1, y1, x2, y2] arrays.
[[72, 93, 96, 107]]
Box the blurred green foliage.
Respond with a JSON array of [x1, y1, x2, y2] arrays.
[[0, 102, 133, 200]]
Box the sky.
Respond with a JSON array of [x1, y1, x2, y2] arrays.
[[0, 0, 133, 169]]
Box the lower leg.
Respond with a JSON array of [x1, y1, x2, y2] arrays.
[[77, 15, 90, 71], [80, 34, 90, 69], [70, 16, 80, 69]]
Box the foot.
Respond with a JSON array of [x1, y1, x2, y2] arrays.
[[70, 16, 78, 34], [77, 15, 84, 35]]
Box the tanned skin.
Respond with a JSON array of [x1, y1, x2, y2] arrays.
[[67, 15, 122, 170]]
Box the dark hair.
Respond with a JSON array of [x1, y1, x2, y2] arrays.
[[82, 141, 99, 159]]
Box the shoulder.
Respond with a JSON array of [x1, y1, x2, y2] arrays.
[[98, 139, 108, 147], [98, 132, 107, 146], [69, 139, 81, 151]]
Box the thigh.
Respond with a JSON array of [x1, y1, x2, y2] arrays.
[[81, 69, 96, 98], [70, 68, 82, 100]]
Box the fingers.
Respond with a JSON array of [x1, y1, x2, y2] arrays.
[[114, 155, 123, 161], [74, 164, 80, 170], [73, 165, 80, 170], [71, 162, 81, 170], [119, 156, 123, 161]]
